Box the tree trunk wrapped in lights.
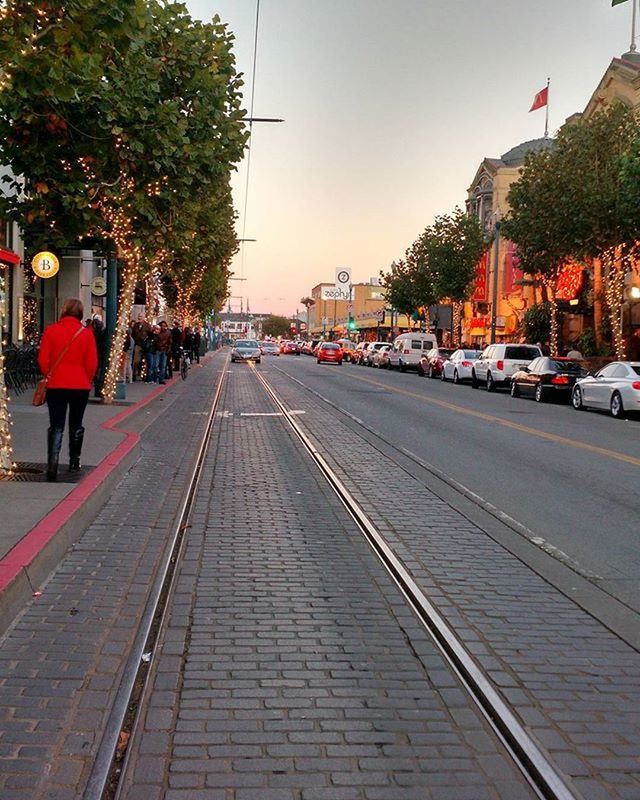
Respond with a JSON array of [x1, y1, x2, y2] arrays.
[[0, 338, 14, 475], [603, 247, 627, 359]]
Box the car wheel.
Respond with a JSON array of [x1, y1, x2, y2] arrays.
[[471, 370, 478, 389], [441, 369, 447, 382], [256, 359, 261, 364], [400, 361, 407, 373], [510, 380, 520, 398], [317, 359, 321, 364], [572, 386, 584, 410], [610, 391, 625, 419], [417, 364, 425, 377], [534, 383, 545, 403], [486, 372, 495, 392], [428, 365, 434, 379], [338, 361, 342, 366], [453, 369, 460, 385]]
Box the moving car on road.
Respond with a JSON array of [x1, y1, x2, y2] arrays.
[[510, 357, 584, 403], [441, 349, 482, 383], [336, 339, 357, 362], [260, 341, 280, 356], [472, 343, 542, 391], [572, 361, 640, 418], [231, 339, 262, 364], [280, 340, 301, 355], [316, 342, 343, 365], [418, 347, 455, 378]]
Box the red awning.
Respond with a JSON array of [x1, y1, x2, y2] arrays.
[[0, 247, 20, 266]]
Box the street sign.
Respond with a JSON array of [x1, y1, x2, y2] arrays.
[[90, 276, 107, 296], [321, 285, 350, 301], [335, 267, 351, 287], [31, 251, 59, 279]]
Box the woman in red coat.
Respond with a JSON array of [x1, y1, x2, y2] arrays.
[[38, 298, 98, 481]]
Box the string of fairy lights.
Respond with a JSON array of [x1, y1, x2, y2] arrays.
[[0, 267, 15, 473], [603, 248, 628, 359]]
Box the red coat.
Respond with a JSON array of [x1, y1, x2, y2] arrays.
[[38, 316, 98, 390]]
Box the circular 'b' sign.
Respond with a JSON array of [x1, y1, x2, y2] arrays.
[[336, 269, 350, 285], [32, 251, 60, 279]]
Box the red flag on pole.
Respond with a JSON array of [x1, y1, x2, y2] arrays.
[[529, 86, 549, 112]]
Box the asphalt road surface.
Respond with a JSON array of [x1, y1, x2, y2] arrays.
[[262, 354, 640, 616]]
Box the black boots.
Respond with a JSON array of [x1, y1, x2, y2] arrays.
[[69, 427, 85, 471], [46, 427, 64, 482]]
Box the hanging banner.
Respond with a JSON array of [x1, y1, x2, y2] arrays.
[[504, 241, 524, 294], [32, 251, 59, 279], [556, 261, 584, 301]]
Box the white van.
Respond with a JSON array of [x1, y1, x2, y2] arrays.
[[388, 333, 438, 371]]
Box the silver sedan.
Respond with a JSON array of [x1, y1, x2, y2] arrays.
[[572, 361, 640, 418], [441, 349, 482, 384], [231, 339, 262, 363]]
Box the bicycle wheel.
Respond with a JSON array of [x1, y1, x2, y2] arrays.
[[180, 359, 188, 380]]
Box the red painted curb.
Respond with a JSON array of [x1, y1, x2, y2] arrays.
[[0, 351, 221, 594]]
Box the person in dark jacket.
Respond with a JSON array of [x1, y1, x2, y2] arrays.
[[192, 326, 202, 364], [170, 321, 182, 372], [37, 298, 98, 481], [156, 320, 172, 383]]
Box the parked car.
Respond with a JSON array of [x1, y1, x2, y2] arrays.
[[260, 341, 280, 356], [231, 339, 261, 364], [353, 342, 370, 365], [388, 333, 438, 371], [336, 339, 357, 362], [302, 339, 320, 355], [510, 357, 585, 403], [363, 341, 389, 366], [372, 344, 392, 368], [316, 342, 343, 365], [441, 349, 482, 383], [471, 343, 542, 390], [418, 347, 455, 378], [572, 361, 640, 418]]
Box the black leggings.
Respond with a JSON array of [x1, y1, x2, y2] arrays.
[[46, 389, 90, 431]]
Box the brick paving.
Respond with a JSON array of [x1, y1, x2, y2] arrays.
[[264, 364, 640, 800], [0, 355, 226, 800], [119, 366, 534, 800]]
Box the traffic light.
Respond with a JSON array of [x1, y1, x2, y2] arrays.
[[348, 317, 356, 331]]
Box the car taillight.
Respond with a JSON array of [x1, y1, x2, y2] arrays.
[[404, 349, 410, 354], [496, 360, 504, 371], [462, 361, 472, 367], [552, 375, 570, 385], [632, 381, 640, 390]]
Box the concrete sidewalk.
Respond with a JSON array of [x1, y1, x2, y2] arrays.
[[0, 355, 215, 633]]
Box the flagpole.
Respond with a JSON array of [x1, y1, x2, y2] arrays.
[[632, 0, 638, 53], [544, 77, 550, 138]]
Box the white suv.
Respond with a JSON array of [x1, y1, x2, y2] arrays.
[[472, 343, 542, 391]]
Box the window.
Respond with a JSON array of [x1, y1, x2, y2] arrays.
[[529, 358, 543, 372], [411, 340, 423, 350], [597, 363, 620, 378], [505, 346, 541, 360]]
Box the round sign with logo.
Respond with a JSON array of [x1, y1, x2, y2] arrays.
[[90, 276, 107, 296], [32, 251, 59, 279], [336, 269, 351, 286]]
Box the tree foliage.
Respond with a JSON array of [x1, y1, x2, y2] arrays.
[[262, 315, 292, 338], [427, 208, 485, 304]]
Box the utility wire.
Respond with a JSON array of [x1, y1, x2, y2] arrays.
[[239, 0, 261, 280]]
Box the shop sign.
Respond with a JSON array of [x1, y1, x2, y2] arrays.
[[90, 276, 107, 296], [504, 241, 524, 294], [472, 253, 488, 301], [32, 251, 59, 279], [556, 261, 584, 301]]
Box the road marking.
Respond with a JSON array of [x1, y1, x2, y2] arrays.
[[339, 372, 640, 468]]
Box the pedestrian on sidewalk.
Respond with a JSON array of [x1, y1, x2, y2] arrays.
[[37, 298, 98, 482], [156, 320, 171, 384], [192, 325, 202, 364], [145, 325, 160, 383], [132, 313, 151, 381], [170, 321, 182, 373]]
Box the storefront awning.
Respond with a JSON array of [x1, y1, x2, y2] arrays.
[[0, 247, 20, 266]]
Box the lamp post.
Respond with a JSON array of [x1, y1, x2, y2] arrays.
[[489, 209, 503, 344]]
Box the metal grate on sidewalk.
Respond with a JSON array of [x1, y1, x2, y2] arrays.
[[0, 462, 94, 483]]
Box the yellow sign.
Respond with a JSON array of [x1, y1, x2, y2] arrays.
[[32, 251, 59, 279]]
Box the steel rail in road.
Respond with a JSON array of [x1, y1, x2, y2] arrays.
[[254, 367, 581, 800], [82, 355, 229, 800]]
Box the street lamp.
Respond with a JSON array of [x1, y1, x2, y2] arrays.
[[489, 208, 503, 344]]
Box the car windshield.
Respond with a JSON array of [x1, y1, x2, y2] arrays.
[[505, 346, 540, 360], [463, 350, 481, 358], [551, 359, 582, 372], [235, 340, 258, 348], [322, 343, 340, 350], [439, 349, 455, 357]]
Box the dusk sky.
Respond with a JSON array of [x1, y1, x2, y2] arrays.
[[186, 0, 636, 317]]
